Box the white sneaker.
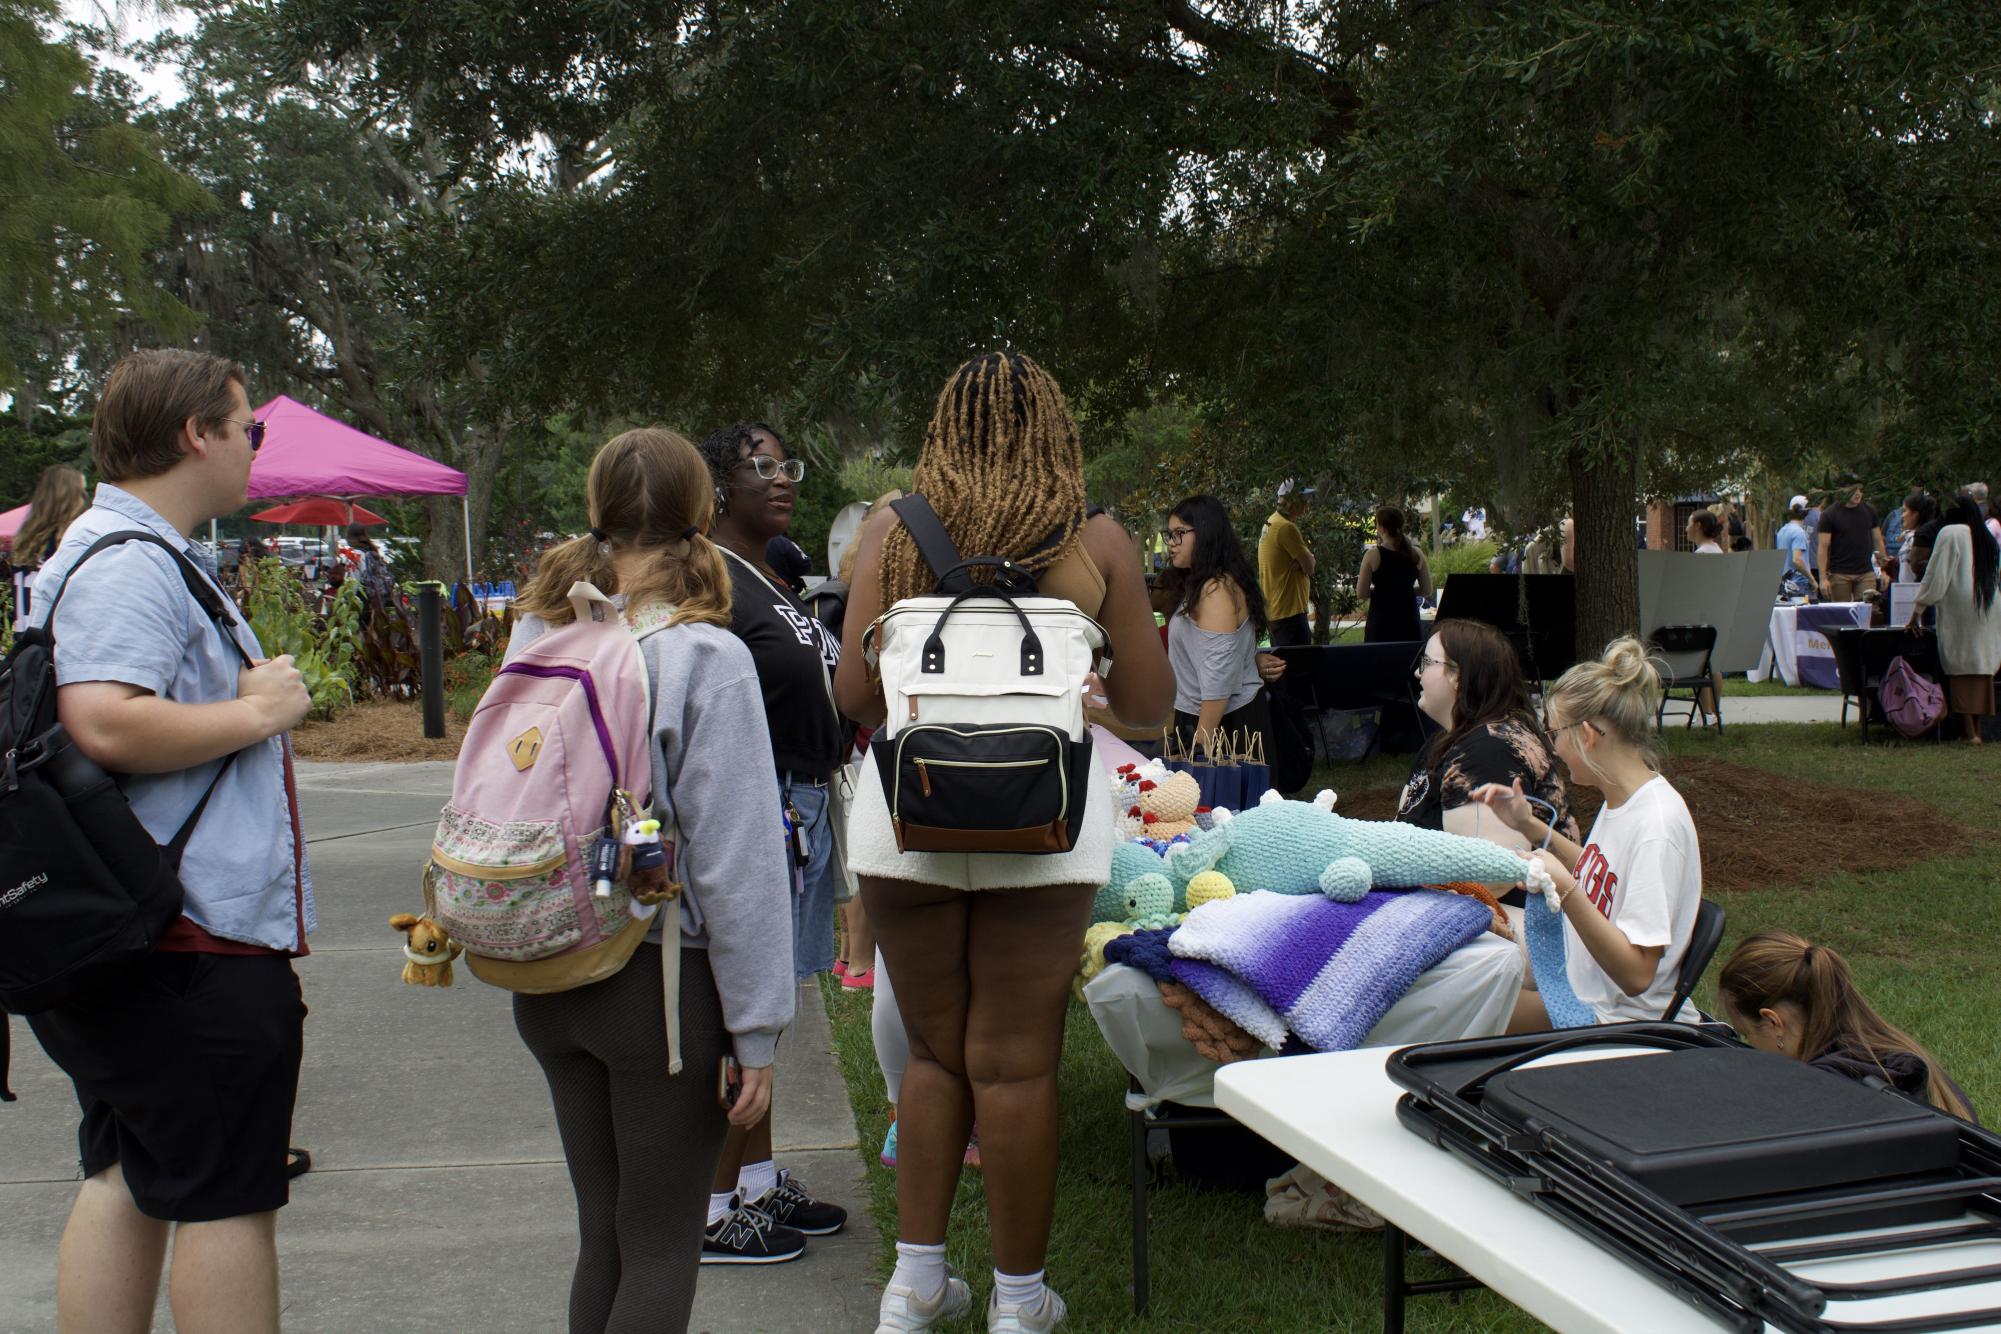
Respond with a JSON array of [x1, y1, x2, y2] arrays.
[[875, 1272, 972, 1333], [987, 1285, 1067, 1333]]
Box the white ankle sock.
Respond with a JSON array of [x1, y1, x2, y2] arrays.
[[706, 1190, 735, 1226], [738, 1158, 779, 1201], [993, 1269, 1045, 1309], [891, 1240, 948, 1302]]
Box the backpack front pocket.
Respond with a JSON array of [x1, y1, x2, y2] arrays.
[[426, 803, 584, 960], [878, 724, 1087, 854]]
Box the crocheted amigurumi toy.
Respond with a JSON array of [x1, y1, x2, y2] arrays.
[[1123, 769, 1202, 841], [390, 913, 461, 986], [1077, 920, 1134, 995], [1094, 842, 1168, 923], [1183, 870, 1237, 911], [1164, 790, 1532, 903]]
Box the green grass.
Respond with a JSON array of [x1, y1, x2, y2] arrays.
[[823, 726, 2001, 1331], [1718, 674, 1828, 697]]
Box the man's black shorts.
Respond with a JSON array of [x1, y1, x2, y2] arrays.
[[27, 952, 306, 1222]]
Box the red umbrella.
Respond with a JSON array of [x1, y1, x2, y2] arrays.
[[250, 498, 388, 526]]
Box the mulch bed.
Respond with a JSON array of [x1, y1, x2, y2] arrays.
[[1335, 755, 1979, 894], [290, 700, 467, 762]]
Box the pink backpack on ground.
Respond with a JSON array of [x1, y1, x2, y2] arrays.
[[425, 583, 687, 1065], [1879, 656, 1945, 738]]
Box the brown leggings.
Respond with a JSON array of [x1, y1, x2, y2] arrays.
[[861, 875, 1095, 1274], [514, 945, 731, 1334]]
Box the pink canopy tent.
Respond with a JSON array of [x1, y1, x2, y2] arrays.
[[245, 395, 472, 577], [0, 503, 25, 549]]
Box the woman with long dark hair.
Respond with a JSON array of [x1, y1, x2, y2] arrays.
[[1908, 491, 2001, 744], [1400, 618, 1578, 861], [1357, 505, 1432, 643], [1159, 494, 1271, 760]]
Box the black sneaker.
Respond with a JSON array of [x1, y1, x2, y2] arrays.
[[701, 1194, 807, 1264], [750, 1168, 848, 1236]]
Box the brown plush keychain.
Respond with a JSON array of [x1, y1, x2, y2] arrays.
[[389, 913, 462, 986]]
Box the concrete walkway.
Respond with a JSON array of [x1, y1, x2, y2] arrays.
[[1715, 693, 1847, 725], [0, 760, 880, 1333]]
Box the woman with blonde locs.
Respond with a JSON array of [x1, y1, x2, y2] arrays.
[[507, 428, 797, 1334], [835, 352, 1174, 1333]]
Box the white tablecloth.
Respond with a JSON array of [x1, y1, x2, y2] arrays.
[[1749, 601, 1870, 685], [1083, 931, 1523, 1110]]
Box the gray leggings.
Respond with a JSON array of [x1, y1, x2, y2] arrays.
[[514, 944, 731, 1334]]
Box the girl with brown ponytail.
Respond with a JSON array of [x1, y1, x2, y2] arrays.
[[1718, 930, 1976, 1121], [834, 351, 1172, 1333]]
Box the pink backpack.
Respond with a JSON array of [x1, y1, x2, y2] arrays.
[[1880, 656, 1944, 738], [425, 584, 684, 1055]]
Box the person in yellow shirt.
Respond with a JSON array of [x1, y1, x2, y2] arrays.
[[1259, 480, 1316, 646]]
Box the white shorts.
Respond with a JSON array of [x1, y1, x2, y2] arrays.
[[844, 755, 1115, 892]]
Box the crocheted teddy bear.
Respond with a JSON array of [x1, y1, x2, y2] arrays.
[[1164, 790, 1532, 903]]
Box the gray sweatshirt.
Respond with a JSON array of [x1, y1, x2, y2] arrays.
[[509, 613, 795, 1066]]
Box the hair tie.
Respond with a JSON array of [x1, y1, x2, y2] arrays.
[[680, 525, 699, 541], [1802, 945, 1816, 967], [589, 527, 608, 543]]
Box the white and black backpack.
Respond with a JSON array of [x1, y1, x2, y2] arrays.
[[863, 495, 1106, 854]]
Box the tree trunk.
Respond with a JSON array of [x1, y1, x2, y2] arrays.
[[1568, 442, 1641, 660]]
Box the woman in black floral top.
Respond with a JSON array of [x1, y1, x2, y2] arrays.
[[1400, 619, 1579, 901]]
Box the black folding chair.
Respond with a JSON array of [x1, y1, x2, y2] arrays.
[[1651, 625, 1721, 733], [1663, 899, 1726, 1022]]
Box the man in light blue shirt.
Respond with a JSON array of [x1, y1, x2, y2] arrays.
[[25, 349, 312, 1330]]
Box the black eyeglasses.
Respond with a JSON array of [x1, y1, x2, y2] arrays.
[[1161, 526, 1196, 546], [225, 418, 267, 452], [739, 456, 804, 482]]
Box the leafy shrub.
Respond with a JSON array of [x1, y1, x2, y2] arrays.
[[1430, 540, 1499, 584], [445, 649, 499, 720], [355, 581, 512, 706], [238, 558, 357, 719]]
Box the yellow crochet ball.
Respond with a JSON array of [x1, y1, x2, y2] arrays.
[[1184, 871, 1237, 909]]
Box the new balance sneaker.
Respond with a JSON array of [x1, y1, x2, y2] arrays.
[[987, 1285, 1067, 1333], [701, 1194, 807, 1264], [751, 1168, 847, 1236], [874, 1271, 972, 1333]]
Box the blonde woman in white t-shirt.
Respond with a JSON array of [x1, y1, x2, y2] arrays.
[[1471, 636, 1702, 1029]]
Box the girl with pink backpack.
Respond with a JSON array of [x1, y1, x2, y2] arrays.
[[500, 429, 796, 1332]]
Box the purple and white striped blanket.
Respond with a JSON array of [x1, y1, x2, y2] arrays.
[[1166, 889, 1492, 1051]]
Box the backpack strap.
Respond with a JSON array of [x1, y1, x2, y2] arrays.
[[889, 493, 1082, 596], [42, 530, 256, 669], [38, 530, 261, 865], [887, 494, 968, 592]]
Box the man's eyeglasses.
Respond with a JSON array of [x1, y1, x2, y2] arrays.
[[226, 418, 266, 452], [1161, 526, 1196, 546], [739, 456, 805, 483]]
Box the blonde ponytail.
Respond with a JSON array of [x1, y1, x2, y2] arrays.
[[516, 534, 618, 624], [515, 427, 732, 630]]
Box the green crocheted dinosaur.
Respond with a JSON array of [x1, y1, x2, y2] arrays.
[[1163, 790, 1531, 903]]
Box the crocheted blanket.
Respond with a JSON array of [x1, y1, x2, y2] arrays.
[[1167, 889, 1492, 1051], [1102, 926, 1179, 983]]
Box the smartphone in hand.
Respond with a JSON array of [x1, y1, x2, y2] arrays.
[[717, 1055, 742, 1110]]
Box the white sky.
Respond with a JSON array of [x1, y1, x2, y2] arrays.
[[58, 1, 193, 106]]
